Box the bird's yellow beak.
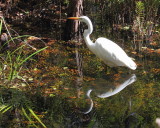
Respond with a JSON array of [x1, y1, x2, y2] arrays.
[[67, 17, 80, 20]]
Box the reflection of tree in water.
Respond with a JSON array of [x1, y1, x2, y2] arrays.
[[63, 0, 84, 98]]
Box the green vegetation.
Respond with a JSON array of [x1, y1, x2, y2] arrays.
[[0, 15, 48, 127], [0, 0, 159, 127]]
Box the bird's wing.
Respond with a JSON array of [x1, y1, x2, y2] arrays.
[[95, 37, 136, 69]]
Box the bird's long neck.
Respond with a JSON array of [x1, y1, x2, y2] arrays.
[[83, 19, 95, 52]]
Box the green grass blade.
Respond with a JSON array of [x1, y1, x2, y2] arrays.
[[0, 105, 9, 111], [87, 117, 96, 128], [0, 19, 3, 35], [22, 107, 38, 128], [3, 35, 31, 47], [18, 46, 48, 67], [0, 105, 12, 114], [27, 106, 47, 128], [1, 106, 12, 114], [7, 51, 13, 81], [10, 44, 25, 55]]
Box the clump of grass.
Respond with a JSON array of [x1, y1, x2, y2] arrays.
[[0, 14, 47, 84], [0, 88, 47, 128], [0, 14, 47, 127]]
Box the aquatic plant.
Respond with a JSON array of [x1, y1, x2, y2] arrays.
[[132, 0, 160, 50], [0, 88, 47, 127], [0, 14, 48, 127], [0, 15, 47, 83]]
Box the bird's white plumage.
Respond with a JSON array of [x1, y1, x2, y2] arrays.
[[93, 37, 137, 70], [68, 16, 137, 70]]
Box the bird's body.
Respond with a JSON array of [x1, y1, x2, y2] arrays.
[[92, 37, 136, 69], [68, 16, 137, 70]]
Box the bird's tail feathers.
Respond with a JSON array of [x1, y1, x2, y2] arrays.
[[126, 59, 137, 70]]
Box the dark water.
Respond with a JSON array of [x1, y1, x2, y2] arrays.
[[0, 38, 160, 128]]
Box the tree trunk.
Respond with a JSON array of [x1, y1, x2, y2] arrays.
[[63, 0, 83, 41], [63, 0, 84, 84]]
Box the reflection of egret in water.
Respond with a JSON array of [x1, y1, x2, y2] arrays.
[[84, 89, 94, 114], [84, 74, 137, 114]]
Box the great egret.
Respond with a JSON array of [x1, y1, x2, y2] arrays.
[[68, 16, 137, 70]]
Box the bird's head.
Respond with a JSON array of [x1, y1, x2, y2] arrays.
[[68, 16, 91, 24], [68, 16, 93, 34]]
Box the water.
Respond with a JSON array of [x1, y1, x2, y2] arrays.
[[0, 39, 160, 127]]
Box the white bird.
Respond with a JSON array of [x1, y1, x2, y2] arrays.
[[68, 16, 137, 70]]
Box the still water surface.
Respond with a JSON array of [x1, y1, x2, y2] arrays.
[[0, 39, 160, 128]]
